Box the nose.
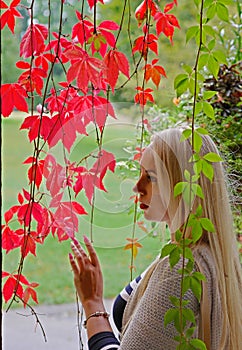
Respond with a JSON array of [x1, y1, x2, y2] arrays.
[[133, 183, 138, 193], [133, 176, 145, 195]]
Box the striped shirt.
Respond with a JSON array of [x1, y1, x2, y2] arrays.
[[88, 272, 146, 350]]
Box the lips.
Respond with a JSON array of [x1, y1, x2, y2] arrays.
[[140, 203, 149, 210]]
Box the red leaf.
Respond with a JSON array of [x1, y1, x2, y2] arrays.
[[49, 193, 64, 208], [72, 12, 92, 45], [134, 87, 154, 106], [15, 229, 39, 257], [132, 33, 158, 59], [0, 0, 22, 33], [154, 11, 180, 42], [66, 49, 103, 93], [99, 20, 119, 31], [144, 59, 167, 88], [87, 0, 104, 9], [92, 149, 116, 182], [16, 60, 30, 69], [4, 205, 19, 224], [2, 271, 10, 278], [135, 0, 158, 26], [18, 192, 24, 204], [25, 159, 44, 189], [2, 226, 22, 253], [15, 273, 31, 286], [164, 2, 175, 13], [2, 276, 23, 303], [20, 24, 48, 58], [43, 155, 66, 197], [72, 201, 88, 215], [37, 207, 52, 241], [1, 83, 28, 117], [23, 286, 39, 307], [20, 114, 53, 142], [0, 1, 8, 9], [103, 50, 130, 92], [18, 66, 47, 96], [22, 188, 31, 201], [17, 201, 44, 228], [52, 202, 87, 240]]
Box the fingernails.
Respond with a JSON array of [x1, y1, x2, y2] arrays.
[[71, 241, 77, 250], [69, 253, 74, 260], [73, 237, 79, 246], [83, 235, 89, 244]]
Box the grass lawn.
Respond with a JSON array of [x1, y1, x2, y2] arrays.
[[2, 114, 168, 307]]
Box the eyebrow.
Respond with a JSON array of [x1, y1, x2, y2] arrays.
[[145, 169, 157, 175]]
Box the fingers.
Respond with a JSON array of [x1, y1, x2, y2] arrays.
[[69, 236, 100, 268], [83, 235, 100, 267], [69, 253, 79, 275]]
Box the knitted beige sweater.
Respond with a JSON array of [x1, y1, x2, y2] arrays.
[[120, 244, 227, 350]]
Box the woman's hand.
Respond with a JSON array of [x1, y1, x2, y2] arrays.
[[69, 236, 104, 309]]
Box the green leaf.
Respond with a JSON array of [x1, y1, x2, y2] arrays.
[[182, 276, 191, 295], [183, 184, 193, 204], [202, 159, 214, 182], [186, 326, 196, 338], [206, 3, 216, 19], [191, 220, 203, 243], [203, 24, 216, 38], [203, 90, 217, 100], [170, 295, 190, 307], [169, 246, 181, 268], [196, 127, 209, 135], [200, 217, 215, 232], [203, 101, 215, 119], [198, 53, 209, 70], [183, 64, 193, 74], [193, 132, 203, 153], [164, 308, 179, 327], [192, 184, 204, 199], [207, 55, 219, 77], [184, 247, 194, 261], [190, 276, 202, 300], [203, 152, 222, 162], [190, 338, 207, 349], [204, 0, 213, 7], [180, 128, 192, 141], [207, 39, 215, 51], [186, 26, 199, 43], [174, 181, 188, 197], [192, 271, 206, 281], [184, 169, 191, 182], [194, 102, 203, 116], [161, 243, 177, 258], [169, 296, 180, 307], [195, 204, 203, 216], [183, 308, 196, 324], [217, 3, 229, 21], [193, 159, 203, 176], [175, 230, 182, 242], [174, 74, 189, 97], [213, 50, 227, 64], [218, 0, 232, 4]]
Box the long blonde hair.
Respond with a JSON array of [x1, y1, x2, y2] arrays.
[[148, 127, 242, 348]]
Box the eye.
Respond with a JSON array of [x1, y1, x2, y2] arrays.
[[147, 172, 157, 182]]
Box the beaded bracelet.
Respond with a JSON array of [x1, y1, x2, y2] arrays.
[[83, 311, 110, 329]]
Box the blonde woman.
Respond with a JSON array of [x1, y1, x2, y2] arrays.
[[69, 127, 242, 350]]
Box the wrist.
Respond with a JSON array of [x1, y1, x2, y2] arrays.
[[82, 299, 105, 316]]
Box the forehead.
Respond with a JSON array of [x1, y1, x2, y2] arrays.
[[140, 147, 156, 170]]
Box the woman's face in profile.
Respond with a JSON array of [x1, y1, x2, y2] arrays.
[[134, 147, 170, 224]]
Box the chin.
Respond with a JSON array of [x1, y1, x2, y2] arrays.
[[144, 209, 168, 223]]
